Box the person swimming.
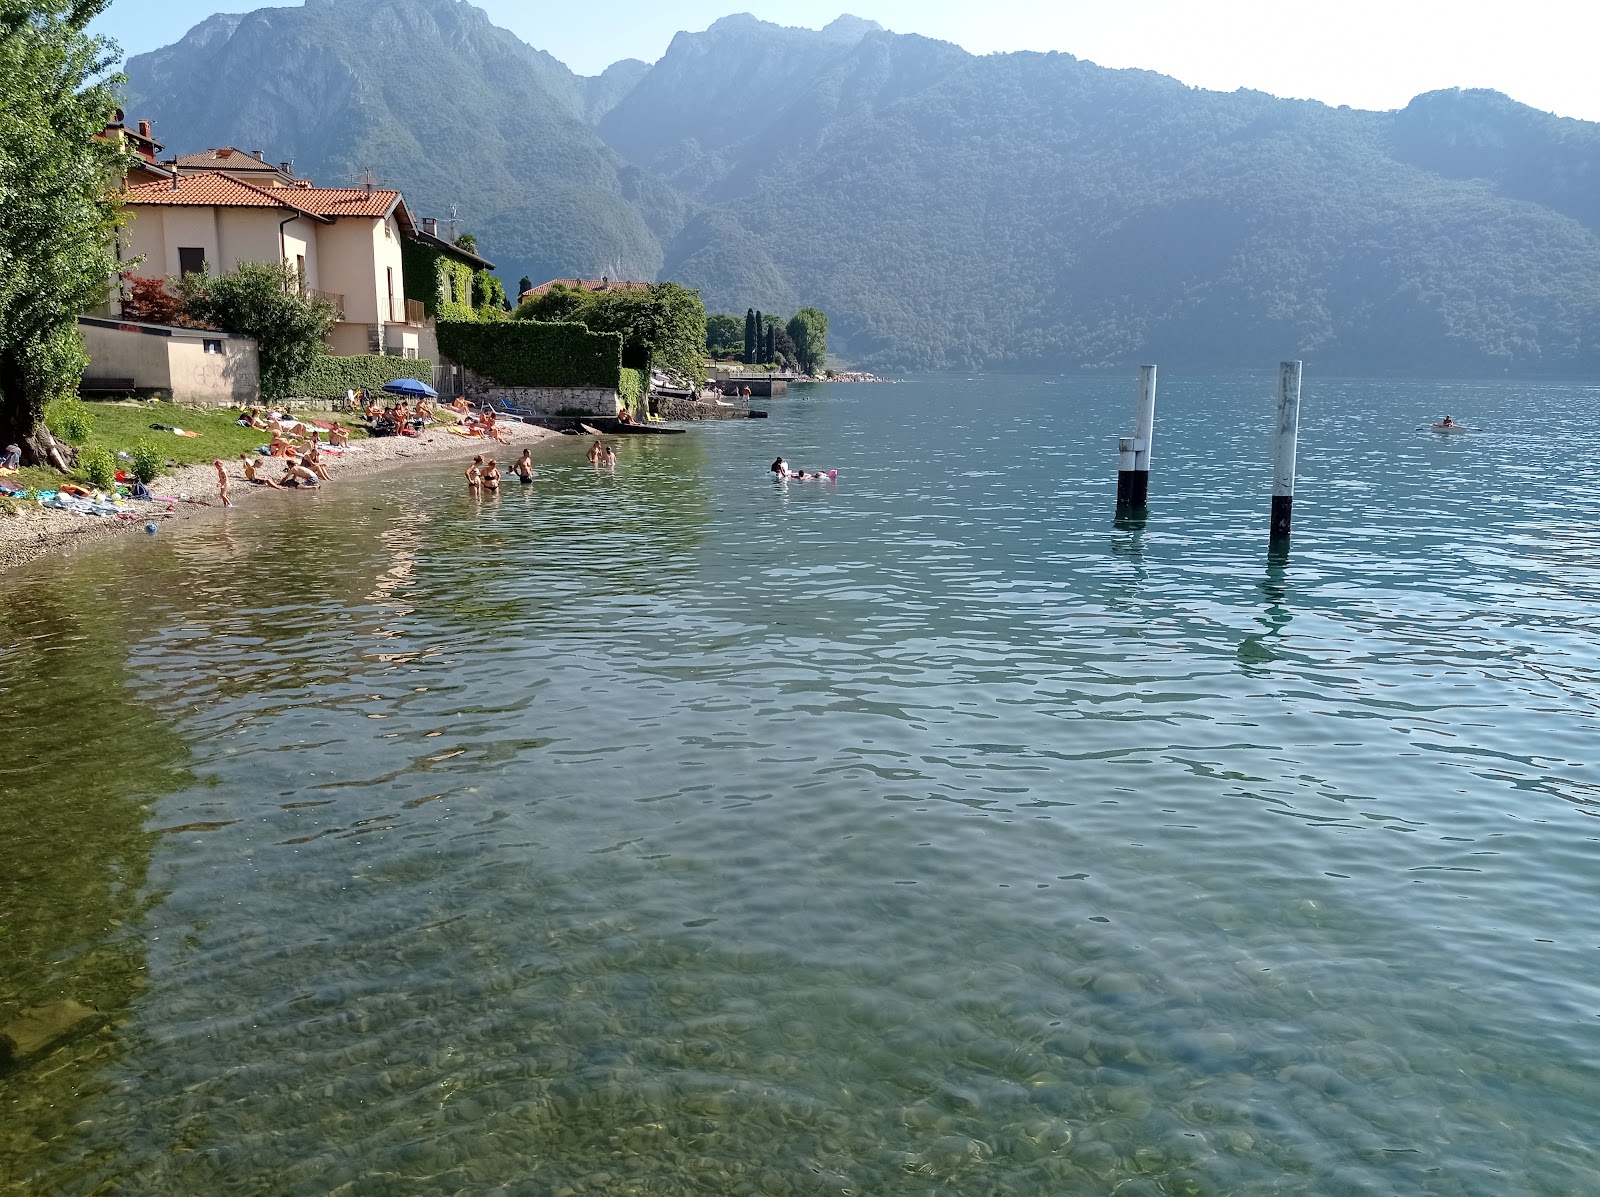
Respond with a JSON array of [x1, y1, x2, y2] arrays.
[[771, 456, 788, 477]]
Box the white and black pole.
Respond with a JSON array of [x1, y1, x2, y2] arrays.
[[1270, 361, 1302, 543], [1116, 364, 1158, 511]]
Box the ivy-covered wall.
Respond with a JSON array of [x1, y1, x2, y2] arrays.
[[437, 320, 622, 390], [618, 367, 646, 413], [290, 354, 434, 399], [400, 238, 475, 322]]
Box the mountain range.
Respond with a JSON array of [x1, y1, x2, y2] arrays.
[[123, 0, 1600, 373]]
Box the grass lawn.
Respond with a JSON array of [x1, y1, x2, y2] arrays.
[[7, 400, 364, 493]]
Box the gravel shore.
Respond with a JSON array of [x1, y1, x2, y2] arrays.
[[0, 421, 560, 574]]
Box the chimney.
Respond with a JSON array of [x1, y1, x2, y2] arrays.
[[422, 217, 437, 236], [169, 172, 181, 191], [252, 149, 265, 161], [138, 119, 152, 138]]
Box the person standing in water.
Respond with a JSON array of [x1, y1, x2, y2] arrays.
[[466, 455, 483, 493], [587, 439, 604, 465], [512, 448, 534, 484], [771, 456, 788, 477], [214, 459, 231, 507]]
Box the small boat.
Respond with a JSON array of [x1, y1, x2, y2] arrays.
[[1427, 422, 1471, 433]]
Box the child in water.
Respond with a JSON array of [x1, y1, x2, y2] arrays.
[[214, 459, 231, 507]]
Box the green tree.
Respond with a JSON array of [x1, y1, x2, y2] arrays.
[[584, 282, 707, 384], [787, 307, 828, 375], [177, 262, 338, 401], [770, 320, 797, 370], [516, 281, 708, 384], [706, 313, 743, 356], [0, 0, 127, 453], [515, 281, 587, 323], [744, 307, 756, 363], [754, 310, 764, 362], [764, 323, 775, 365], [454, 232, 478, 253]]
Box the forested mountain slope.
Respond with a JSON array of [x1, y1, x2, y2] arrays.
[[124, 2, 1600, 373]]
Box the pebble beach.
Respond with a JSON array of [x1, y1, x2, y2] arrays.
[[0, 420, 559, 573]]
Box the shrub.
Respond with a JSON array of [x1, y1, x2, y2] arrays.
[[46, 395, 93, 444], [289, 355, 434, 400], [618, 367, 646, 412], [79, 444, 116, 488], [130, 440, 163, 484], [437, 320, 622, 389]]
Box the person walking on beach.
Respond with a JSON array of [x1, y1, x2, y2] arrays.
[[214, 459, 231, 507]]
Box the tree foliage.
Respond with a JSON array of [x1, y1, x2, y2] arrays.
[[177, 262, 338, 401], [0, 0, 126, 449], [786, 307, 827, 375], [120, 276, 185, 325], [516, 281, 706, 383], [705, 313, 743, 356]]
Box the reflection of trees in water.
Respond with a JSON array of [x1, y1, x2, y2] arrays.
[[0, 569, 192, 1190]]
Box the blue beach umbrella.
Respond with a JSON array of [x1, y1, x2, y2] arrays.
[[382, 377, 438, 398]]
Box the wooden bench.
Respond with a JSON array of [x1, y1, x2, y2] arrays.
[[78, 377, 137, 396]]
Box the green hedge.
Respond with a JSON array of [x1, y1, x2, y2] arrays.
[[437, 320, 622, 390], [618, 367, 646, 412], [290, 355, 434, 399]]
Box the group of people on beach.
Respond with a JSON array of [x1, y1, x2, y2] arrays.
[[466, 449, 535, 495]]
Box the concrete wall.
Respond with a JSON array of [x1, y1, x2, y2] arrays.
[[80, 320, 172, 388], [319, 218, 381, 325], [79, 319, 259, 406], [167, 337, 260, 406], [464, 372, 619, 417]]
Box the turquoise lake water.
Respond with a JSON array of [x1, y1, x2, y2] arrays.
[[3, 374, 1600, 1195]]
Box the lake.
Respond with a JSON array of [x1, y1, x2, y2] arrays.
[[3, 373, 1600, 1196]]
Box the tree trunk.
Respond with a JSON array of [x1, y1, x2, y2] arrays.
[[25, 424, 75, 473], [0, 348, 37, 461]]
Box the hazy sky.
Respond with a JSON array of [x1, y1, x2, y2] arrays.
[[90, 0, 1599, 120]]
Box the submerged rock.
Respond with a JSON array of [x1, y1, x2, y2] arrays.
[[0, 999, 104, 1069]]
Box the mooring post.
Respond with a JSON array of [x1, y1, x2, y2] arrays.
[[1271, 361, 1302, 543], [1116, 364, 1158, 511], [1115, 437, 1136, 506]]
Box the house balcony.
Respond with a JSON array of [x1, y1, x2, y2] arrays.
[[388, 298, 425, 326]]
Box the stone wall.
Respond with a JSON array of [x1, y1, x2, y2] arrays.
[[463, 371, 618, 417], [655, 397, 757, 421]]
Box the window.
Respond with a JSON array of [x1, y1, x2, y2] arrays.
[[403, 347, 417, 359], [203, 339, 223, 354], [178, 246, 206, 276], [295, 254, 306, 290]]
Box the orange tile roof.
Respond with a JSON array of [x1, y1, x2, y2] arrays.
[[123, 173, 403, 224], [173, 147, 281, 171]]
